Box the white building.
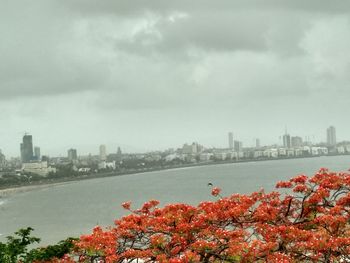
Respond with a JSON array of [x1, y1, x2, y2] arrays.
[[22, 161, 56, 177], [214, 152, 226, 161], [337, 146, 345, 154], [263, 149, 278, 158], [98, 161, 116, 170], [254, 150, 264, 158], [287, 149, 295, 157], [199, 153, 212, 162], [278, 148, 287, 157], [99, 145, 107, 161]]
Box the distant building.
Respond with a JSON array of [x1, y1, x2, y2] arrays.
[[283, 134, 291, 148], [20, 134, 34, 163], [234, 140, 242, 152], [68, 148, 78, 161], [22, 161, 56, 177], [99, 145, 107, 161], [117, 147, 122, 155], [42, 155, 50, 162], [327, 126, 337, 146], [199, 153, 212, 161], [228, 132, 233, 149], [182, 142, 203, 155], [98, 161, 116, 170], [255, 138, 261, 148], [34, 147, 41, 160], [291, 136, 303, 148], [0, 150, 5, 167]]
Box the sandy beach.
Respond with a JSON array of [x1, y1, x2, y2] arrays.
[[0, 181, 73, 198]]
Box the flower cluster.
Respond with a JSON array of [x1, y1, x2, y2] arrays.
[[55, 169, 350, 262]]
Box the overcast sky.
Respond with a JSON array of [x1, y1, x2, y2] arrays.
[[1, 0, 350, 157]]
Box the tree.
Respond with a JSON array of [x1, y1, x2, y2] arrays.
[[0, 228, 76, 263], [0, 227, 40, 263], [18, 168, 350, 262]]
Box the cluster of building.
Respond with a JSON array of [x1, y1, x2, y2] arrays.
[[19, 134, 56, 176], [164, 126, 346, 163], [67, 145, 121, 172], [0, 125, 348, 178]]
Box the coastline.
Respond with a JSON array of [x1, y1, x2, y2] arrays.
[[0, 181, 75, 198], [0, 154, 337, 198]]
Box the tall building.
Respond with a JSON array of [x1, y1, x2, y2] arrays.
[[255, 138, 261, 148], [234, 140, 242, 152], [68, 148, 78, 161], [283, 134, 291, 148], [291, 136, 303, 148], [20, 134, 34, 163], [34, 147, 41, 160], [99, 144, 107, 161], [0, 150, 5, 167], [116, 147, 122, 161], [327, 126, 336, 146], [228, 132, 233, 149]]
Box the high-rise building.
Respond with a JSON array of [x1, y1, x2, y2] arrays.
[[234, 140, 242, 152], [228, 132, 233, 149], [68, 148, 78, 161], [99, 144, 107, 161], [291, 136, 303, 148], [117, 147, 122, 156], [283, 134, 291, 148], [20, 134, 34, 163], [34, 147, 41, 160], [116, 147, 122, 162], [0, 149, 5, 167], [256, 138, 261, 148], [327, 126, 336, 146]]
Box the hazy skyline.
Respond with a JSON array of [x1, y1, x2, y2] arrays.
[[1, 0, 350, 157]]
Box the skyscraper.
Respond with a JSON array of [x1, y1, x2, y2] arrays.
[[20, 134, 34, 163], [34, 146, 41, 160], [99, 144, 107, 161], [327, 126, 336, 146], [228, 132, 233, 149], [0, 149, 5, 167], [68, 148, 78, 161], [234, 140, 242, 152], [255, 138, 261, 148], [283, 133, 291, 148]]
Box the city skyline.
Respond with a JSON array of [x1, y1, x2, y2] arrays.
[[1, 1, 350, 157], [0, 125, 345, 159]]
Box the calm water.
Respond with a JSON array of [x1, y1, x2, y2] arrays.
[[1, 155, 350, 245]]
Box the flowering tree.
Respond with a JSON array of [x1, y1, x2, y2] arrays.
[[58, 169, 350, 262]]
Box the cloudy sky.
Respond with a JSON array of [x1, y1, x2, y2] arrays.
[[1, 0, 350, 157]]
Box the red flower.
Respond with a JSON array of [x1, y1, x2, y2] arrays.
[[121, 201, 131, 210], [211, 187, 221, 197]]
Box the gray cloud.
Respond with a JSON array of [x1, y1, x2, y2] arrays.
[[1, 1, 350, 156], [62, 0, 350, 16]]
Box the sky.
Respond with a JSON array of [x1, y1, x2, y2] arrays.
[[1, 0, 350, 157]]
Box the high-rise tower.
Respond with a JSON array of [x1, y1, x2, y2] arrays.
[[228, 132, 233, 149], [327, 126, 336, 146], [282, 134, 291, 148], [99, 144, 107, 161], [20, 134, 34, 163], [68, 148, 78, 161]]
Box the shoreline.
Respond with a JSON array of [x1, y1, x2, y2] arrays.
[[0, 154, 346, 198]]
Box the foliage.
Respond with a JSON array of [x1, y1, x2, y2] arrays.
[[48, 164, 79, 179], [63, 169, 350, 262], [0, 227, 40, 263], [0, 228, 76, 263], [26, 238, 77, 262]]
